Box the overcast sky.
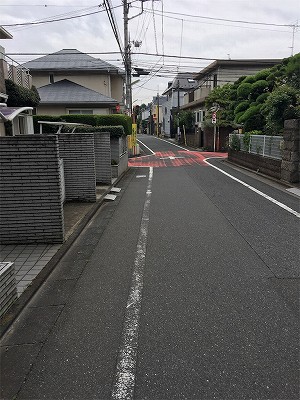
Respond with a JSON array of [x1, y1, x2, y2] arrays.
[[1, 0, 299, 105]]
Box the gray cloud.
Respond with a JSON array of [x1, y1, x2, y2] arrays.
[[1, 0, 299, 104]]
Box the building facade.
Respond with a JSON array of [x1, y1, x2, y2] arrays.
[[162, 73, 197, 137], [22, 49, 125, 115]]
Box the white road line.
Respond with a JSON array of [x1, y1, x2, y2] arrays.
[[137, 139, 156, 155], [204, 157, 300, 218], [156, 136, 191, 151], [112, 167, 153, 400]]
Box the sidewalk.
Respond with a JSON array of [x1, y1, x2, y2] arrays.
[[0, 181, 121, 336]]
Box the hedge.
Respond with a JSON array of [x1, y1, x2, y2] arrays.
[[33, 114, 132, 136], [5, 79, 40, 107], [75, 125, 125, 137]]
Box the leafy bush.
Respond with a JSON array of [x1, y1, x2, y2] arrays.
[[238, 105, 261, 123], [76, 125, 125, 137], [229, 133, 241, 151], [234, 100, 250, 115], [174, 110, 195, 131], [261, 85, 300, 134], [33, 114, 132, 136], [249, 80, 269, 101], [5, 79, 40, 107], [237, 83, 252, 99], [247, 130, 263, 135], [244, 114, 265, 132], [243, 131, 251, 149], [243, 76, 256, 84], [256, 93, 269, 104], [254, 69, 271, 81]]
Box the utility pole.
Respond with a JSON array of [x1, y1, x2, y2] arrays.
[[123, 0, 132, 116], [157, 93, 159, 136], [123, 1, 157, 116]]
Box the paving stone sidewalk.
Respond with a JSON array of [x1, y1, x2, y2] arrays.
[[0, 185, 111, 301]]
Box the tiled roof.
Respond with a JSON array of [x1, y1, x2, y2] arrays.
[[23, 49, 124, 74], [38, 79, 118, 105]]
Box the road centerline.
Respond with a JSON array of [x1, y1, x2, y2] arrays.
[[112, 167, 153, 400]]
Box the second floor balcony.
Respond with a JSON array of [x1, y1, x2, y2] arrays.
[[0, 51, 32, 96]]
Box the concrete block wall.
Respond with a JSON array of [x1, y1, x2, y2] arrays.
[[94, 132, 112, 184], [111, 136, 128, 179], [110, 137, 120, 164], [281, 119, 300, 183], [0, 135, 64, 244], [58, 133, 97, 202], [228, 149, 281, 180]]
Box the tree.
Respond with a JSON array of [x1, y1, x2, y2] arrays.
[[174, 110, 195, 131], [5, 79, 40, 107], [261, 85, 300, 134], [202, 53, 300, 134], [205, 83, 235, 126]]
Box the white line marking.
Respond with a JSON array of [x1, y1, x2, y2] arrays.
[[112, 167, 153, 400], [156, 136, 191, 151], [137, 139, 155, 155], [204, 157, 300, 218]]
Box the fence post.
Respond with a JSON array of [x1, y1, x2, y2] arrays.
[[262, 136, 266, 157]]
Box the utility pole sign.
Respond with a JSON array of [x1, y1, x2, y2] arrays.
[[212, 112, 217, 124]]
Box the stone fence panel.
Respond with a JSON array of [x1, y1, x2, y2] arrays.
[[0, 135, 64, 244], [58, 133, 96, 202]]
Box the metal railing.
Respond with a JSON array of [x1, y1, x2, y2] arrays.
[[229, 134, 284, 160], [1, 51, 31, 89]]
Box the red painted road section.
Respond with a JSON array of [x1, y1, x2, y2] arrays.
[[129, 150, 227, 168]]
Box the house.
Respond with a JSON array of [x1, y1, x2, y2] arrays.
[[161, 73, 197, 137], [151, 95, 167, 136], [181, 59, 281, 149], [22, 49, 125, 115], [0, 26, 34, 136]]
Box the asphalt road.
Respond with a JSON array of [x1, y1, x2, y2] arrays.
[[1, 135, 299, 399]]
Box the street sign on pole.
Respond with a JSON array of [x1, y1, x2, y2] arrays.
[[212, 112, 217, 124]]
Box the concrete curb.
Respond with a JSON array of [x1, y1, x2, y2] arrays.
[[0, 170, 129, 338]]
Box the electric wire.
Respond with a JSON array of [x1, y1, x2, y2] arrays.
[[2, 5, 120, 27], [131, 5, 299, 28]]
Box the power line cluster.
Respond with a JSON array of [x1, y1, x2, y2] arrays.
[[2, 0, 299, 102]]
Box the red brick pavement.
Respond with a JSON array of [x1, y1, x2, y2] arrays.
[[129, 150, 227, 168]]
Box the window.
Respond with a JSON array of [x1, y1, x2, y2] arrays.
[[68, 110, 93, 115], [49, 74, 54, 84]]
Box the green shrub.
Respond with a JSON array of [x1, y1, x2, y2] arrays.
[[234, 100, 250, 115], [247, 130, 263, 135], [235, 111, 246, 124], [254, 69, 271, 81], [238, 105, 261, 123], [244, 113, 265, 132], [5, 79, 40, 107], [243, 76, 256, 84], [249, 80, 269, 101], [34, 114, 132, 136], [237, 83, 252, 99], [256, 93, 269, 104], [76, 125, 125, 137], [229, 133, 241, 151]]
